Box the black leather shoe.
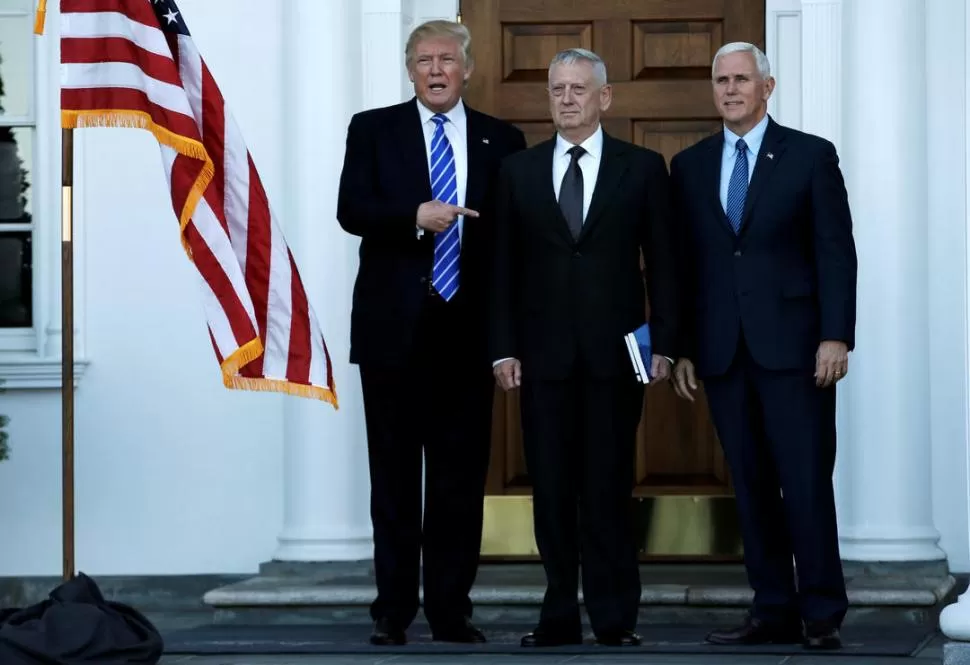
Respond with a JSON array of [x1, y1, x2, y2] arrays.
[[804, 621, 841, 649], [520, 628, 583, 647], [706, 616, 803, 645], [369, 617, 406, 646], [595, 630, 641, 646], [432, 617, 487, 643]]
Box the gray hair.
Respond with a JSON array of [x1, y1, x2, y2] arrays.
[[548, 48, 608, 86], [712, 42, 771, 79], [405, 20, 473, 70]]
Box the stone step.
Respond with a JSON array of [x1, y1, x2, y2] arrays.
[[201, 561, 959, 627]]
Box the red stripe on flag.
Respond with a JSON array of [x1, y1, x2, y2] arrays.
[[199, 62, 229, 237], [183, 222, 258, 349], [286, 249, 313, 385], [61, 0, 162, 27], [60, 37, 182, 87]]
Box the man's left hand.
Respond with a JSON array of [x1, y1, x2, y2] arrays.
[[815, 341, 848, 387], [650, 355, 672, 382]]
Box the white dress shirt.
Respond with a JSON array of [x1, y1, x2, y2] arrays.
[[552, 124, 603, 224], [719, 113, 769, 213], [416, 98, 468, 242]]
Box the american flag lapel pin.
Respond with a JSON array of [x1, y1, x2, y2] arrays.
[[766, 152, 774, 159], [482, 138, 489, 144]]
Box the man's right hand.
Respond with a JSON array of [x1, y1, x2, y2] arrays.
[[494, 358, 522, 391], [417, 200, 479, 233], [672, 358, 699, 402]]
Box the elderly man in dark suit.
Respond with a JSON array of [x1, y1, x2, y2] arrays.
[[490, 47, 679, 649], [670, 42, 858, 651], [336, 19, 526, 646]]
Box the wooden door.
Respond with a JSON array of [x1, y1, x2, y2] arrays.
[[468, 1, 765, 509]]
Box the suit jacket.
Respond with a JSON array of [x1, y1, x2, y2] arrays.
[[670, 116, 858, 378], [489, 131, 680, 380], [336, 98, 526, 367]]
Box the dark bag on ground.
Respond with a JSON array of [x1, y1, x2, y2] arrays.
[[0, 571, 163, 664]]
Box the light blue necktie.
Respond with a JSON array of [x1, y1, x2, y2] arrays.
[[726, 138, 748, 234], [430, 114, 460, 301]]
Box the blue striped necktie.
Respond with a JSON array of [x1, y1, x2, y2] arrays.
[[726, 138, 748, 233], [430, 113, 460, 301]]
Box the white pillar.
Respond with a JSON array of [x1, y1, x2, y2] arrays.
[[273, 0, 372, 561], [799, 0, 841, 147], [938, 0, 970, 644], [837, 0, 943, 562]]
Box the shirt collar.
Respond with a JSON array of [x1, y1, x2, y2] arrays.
[[417, 97, 466, 129], [723, 113, 769, 153], [555, 124, 603, 160]]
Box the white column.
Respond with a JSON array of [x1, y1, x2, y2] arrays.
[[938, 0, 970, 643], [273, 0, 372, 561], [799, 0, 841, 147], [837, 0, 943, 562], [798, 0, 853, 557]]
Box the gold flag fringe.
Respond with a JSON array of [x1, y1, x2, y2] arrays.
[[221, 338, 339, 407]]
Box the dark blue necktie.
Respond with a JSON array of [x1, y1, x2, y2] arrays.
[[430, 114, 459, 300], [726, 138, 748, 233]]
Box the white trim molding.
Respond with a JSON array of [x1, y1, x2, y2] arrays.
[[0, 5, 89, 390]]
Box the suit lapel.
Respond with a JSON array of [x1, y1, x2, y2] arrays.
[[578, 133, 629, 242], [533, 138, 578, 246], [705, 133, 736, 237], [740, 118, 787, 233], [464, 107, 486, 213], [395, 98, 432, 198]]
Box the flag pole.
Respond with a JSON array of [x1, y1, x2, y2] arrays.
[[61, 127, 75, 582]]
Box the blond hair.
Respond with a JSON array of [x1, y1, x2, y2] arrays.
[[405, 20, 473, 70]]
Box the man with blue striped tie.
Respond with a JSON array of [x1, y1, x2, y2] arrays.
[[670, 42, 857, 651], [336, 20, 526, 647]]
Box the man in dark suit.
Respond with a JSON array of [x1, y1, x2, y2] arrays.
[[336, 20, 526, 646], [490, 47, 679, 648], [670, 42, 858, 650]]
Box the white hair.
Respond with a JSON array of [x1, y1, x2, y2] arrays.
[[548, 48, 608, 86], [712, 42, 771, 79]]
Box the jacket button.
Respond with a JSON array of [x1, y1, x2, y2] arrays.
[[733, 250, 742, 257], [573, 252, 581, 258]]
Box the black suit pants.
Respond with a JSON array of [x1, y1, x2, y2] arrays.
[[359, 293, 493, 630], [702, 335, 847, 627], [520, 363, 644, 637]]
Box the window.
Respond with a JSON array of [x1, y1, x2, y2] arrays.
[[0, 1, 86, 388], [0, 1, 34, 351]]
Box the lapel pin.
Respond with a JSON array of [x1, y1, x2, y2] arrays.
[[766, 152, 774, 159], [482, 138, 489, 144]]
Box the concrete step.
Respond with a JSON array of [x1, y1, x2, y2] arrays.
[[201, 561, 959, 627]]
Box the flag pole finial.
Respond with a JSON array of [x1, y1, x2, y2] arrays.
[[34, 0, 47, 35]]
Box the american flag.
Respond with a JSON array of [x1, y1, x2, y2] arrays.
[[36, 0, 338, 407]]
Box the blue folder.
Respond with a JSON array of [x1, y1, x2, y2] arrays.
[[623, 323, 652, 384]]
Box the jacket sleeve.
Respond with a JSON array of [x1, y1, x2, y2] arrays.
[[336, 113, 423, 243]]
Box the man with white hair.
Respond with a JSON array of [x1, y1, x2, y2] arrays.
[[491, 47, 680, 648], [670, 42, 857, 650]]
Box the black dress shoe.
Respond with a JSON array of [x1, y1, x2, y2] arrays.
[[369, 617, 406, 646], [431, 617, 487, 643], [706, 616, 803, 645], [520, 628, 583, 647], [803, 621, 841, 649], [595, 630, 641, 646]]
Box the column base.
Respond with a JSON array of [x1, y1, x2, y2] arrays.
[[273, 528, 373, 562], [839, 525, 946, 562]]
